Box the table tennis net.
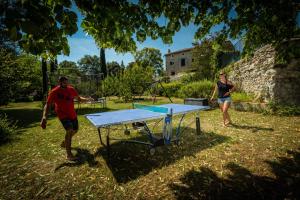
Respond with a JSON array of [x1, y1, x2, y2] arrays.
[[133, 103, 169, 114]]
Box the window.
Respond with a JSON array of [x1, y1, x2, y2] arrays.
[[171, 71, 175, 75], [181, 58, 185, 67], [192, 58, 194, 62], [170, 61, 174, 65]]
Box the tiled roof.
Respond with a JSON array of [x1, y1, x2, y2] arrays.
[[164, 47, 195, 56]]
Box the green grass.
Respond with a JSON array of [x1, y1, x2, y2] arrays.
[[231, 92, 255, 102], [0, 97, 299, 199]]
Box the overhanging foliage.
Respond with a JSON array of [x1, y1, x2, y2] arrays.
[[1, 0, 298, 57]]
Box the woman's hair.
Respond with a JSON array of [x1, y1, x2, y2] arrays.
[[219, 71, 227, 80]]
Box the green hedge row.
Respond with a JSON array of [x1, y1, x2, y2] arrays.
[[158, 80, 214, 99], [158, 81, 183, 97]]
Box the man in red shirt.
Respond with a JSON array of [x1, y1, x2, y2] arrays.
[[40, 76, 92, 161]]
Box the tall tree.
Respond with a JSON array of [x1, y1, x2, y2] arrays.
[[126, 62, 136, 69], [50, 58, 58, 73], [77, 55, 101, 75], [13, 54, 42, 101], [121, 63, 154, 101], [58, 60, 81, 76], [100, 48, 107, 78], [134, 47, 163, 76], [0, 47, 17, 105], [191, 39, 215, 80], [120, 61, 125, 69], [192, 38, 236, 80], [41, 58, 47, 97], [106, 61, 121, 76]]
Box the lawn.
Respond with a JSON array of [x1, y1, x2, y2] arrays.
[[0, 97, 299, 199]]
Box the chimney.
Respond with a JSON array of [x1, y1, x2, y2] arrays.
[[168, 49, 171, 53]]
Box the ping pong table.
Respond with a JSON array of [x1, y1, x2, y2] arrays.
[[85, 103, 209, 156]]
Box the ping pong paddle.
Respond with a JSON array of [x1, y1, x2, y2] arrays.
[[41, 119, 47, 129]]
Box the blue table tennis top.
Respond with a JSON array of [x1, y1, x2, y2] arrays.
[[85, 104, 209, 128]]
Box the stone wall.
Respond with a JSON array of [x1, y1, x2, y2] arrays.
[[228, 41, 300, 105]]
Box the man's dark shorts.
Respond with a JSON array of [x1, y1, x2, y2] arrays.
[[60, 118, 79, 131]]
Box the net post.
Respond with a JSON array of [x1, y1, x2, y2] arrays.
[[106, 128, 110, 158], [196, 112, 201, 135], [196, 117, 201, 135]]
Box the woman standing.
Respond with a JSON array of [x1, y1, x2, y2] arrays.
[[210, 71, 235, 126]]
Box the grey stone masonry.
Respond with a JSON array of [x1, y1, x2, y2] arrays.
[[228, 43, 300, 106]]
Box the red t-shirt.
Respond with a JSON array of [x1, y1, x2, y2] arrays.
[[47, 85, 79, 120]]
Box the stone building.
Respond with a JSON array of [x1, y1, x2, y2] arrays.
[[165, 41, 238, 77], [165, 47, 194, 76], [228, 39, 300, 106]]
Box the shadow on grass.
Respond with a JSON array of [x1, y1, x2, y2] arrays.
[[0, 108, 43, 129], [0, 108, 47, 145], [54, 147, 100, 172], [230, 123, 274, 132], [94, 128, 230, 183], [169, 149, 300, 200]]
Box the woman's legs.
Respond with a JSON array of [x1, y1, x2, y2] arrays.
[[223, 102, 231, 125], [218, 98, 232, 126], [219, 103, 226, 126]]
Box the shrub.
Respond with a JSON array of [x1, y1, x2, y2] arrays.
[[180, 73, 198, 84], [264, 102, 300, 116], [0, 114, 17, 144], [102, 76, 120, 97], [178, 80, 214, 98], [231, 92, 255, 102], [158, 81, 183, 97]]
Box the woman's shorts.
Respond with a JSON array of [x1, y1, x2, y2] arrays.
[[218, 97, 232, 104], [60, 118, 79, 131]]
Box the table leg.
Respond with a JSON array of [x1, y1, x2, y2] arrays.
[[196, 113, 201, 135], [106, 128, 110, 158], [176, 114, 185, 143], [97, 128, 104, 145]]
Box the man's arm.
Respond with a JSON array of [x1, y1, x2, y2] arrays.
[[40, 89, 55, 129], [40, 103, 50, 129], [77, 96, 94, 103]]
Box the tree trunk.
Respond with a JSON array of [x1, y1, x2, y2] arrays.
[[42, 58, 48, 100], [100, 48, 107, 78]]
